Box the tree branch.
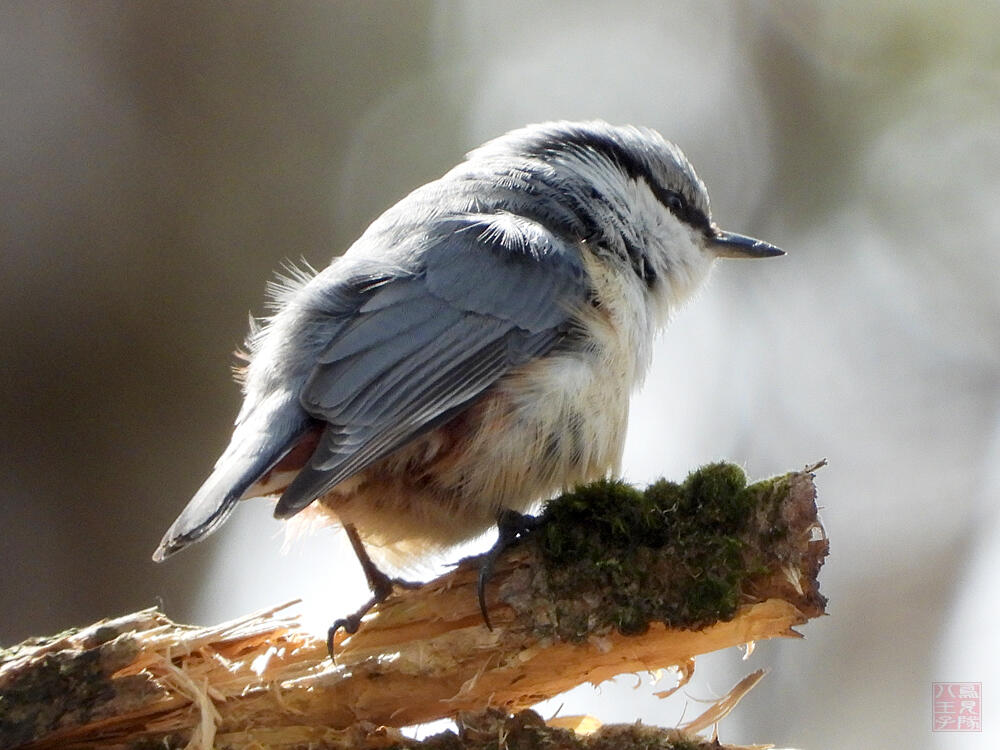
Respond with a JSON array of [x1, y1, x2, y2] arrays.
[[0, 462, 827, 750]]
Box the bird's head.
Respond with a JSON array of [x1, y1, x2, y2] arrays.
[[466, 121, 783, 314]]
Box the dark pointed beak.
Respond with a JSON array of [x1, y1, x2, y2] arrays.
[[709, 228, 784, 259]]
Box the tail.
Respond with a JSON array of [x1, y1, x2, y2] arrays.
[[152, 394, 309, 561]]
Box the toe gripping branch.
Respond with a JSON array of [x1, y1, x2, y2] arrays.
[[326, 511, 539, 658], [325, 570, 421, 659], [477, 508, 541, 631]]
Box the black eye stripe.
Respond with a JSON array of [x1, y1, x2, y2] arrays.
[[650, 183, 710, 232]]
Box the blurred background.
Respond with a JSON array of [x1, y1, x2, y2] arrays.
[[2, 1, 998, 747]]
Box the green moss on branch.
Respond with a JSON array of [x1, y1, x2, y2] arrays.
[[532, 462, 826, 641]]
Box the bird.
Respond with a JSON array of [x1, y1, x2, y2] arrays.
[[153, 120, 783, 647]]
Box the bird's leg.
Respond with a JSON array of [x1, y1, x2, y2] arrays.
[[477, 508, 541, 630], [327, 523, 421, 658]]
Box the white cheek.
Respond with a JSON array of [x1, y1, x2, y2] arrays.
[[626, 181, 715, 323]]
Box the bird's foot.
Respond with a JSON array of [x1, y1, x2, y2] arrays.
[[326, 570, 421, 659], [477, 508, 541, 630]]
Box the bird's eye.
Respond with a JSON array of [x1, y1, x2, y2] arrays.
[[665, 192, 686, 214]]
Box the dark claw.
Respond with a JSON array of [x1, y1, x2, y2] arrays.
[[477, 550, 500, 631], [326, 598, 373, 660], [477, 509, 541, 630], [326, 577, 423, 661], [327, 615, 361, 658]]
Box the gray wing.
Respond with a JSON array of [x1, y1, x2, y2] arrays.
[[273, 213, 587, 518]]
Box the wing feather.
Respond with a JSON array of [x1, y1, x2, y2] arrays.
[[273, 212, 587, 518]]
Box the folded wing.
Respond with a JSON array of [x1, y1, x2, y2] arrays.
[[273, 213, 587, 517]]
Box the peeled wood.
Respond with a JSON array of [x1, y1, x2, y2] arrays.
[[0, 463, 827, 749]]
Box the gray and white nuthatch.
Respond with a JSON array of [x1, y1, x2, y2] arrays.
[[153, 121, 782, 639]]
